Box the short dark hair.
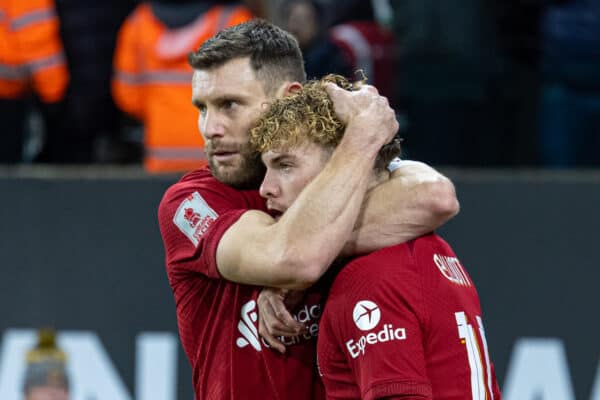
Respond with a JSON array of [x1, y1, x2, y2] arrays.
[[188, 19, 306, 94]]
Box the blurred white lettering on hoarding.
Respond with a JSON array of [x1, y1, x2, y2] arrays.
[[504, 338, 575, 400]]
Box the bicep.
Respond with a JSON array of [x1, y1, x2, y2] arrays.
[[216, 210, 302, 288]]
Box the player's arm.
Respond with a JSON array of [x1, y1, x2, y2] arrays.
[[217, 84, 398, 290], [342, 160, 459, 255]]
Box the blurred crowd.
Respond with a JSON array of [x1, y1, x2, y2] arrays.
[[1, 0, 598, 171]]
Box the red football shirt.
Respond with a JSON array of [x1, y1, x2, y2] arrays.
[[317, 234, 501, 400], [158, 168, 324, 399]]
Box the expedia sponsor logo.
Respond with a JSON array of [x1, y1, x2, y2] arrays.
[[353, 300, 380, 331], [346, 300, 406, 358], [279, 303, 321, 346]]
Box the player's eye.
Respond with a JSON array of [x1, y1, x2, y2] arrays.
[[279, 162, 293, 171], [222, 100, 238, 111]]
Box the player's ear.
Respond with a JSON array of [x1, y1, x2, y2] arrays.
[[278, 81, 302, 98]]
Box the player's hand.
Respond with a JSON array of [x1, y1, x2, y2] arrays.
[[257, 287, 307, 354], [324, 82, 398, 152]]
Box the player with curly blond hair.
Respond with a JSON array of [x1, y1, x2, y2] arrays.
[[252, 76, 502, 400]]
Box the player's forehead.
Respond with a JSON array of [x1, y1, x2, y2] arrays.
[[261, 148, 295, 165], [261, 140, 325, 165], [191, 58, 265, 102]]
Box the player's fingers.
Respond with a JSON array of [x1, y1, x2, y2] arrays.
[[358, 83, 379, 95], [265, 318, 298, 337], [264, 334, 286, 354], [261, 298, 299, 336], [259, 314, 286, 354], [323, 81, 343, 100], [269, 296, 306, 334], [257, 288, 294, 333]]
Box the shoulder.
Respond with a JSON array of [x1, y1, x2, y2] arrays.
[[411, 233, 461, 272], [328, 243, 416, 299], [413, 233, 474, 288], [339, 243, 414, 280], [159, 168, 244, 217], [158, 168, 266, 247], [158, 169, 223, 231]]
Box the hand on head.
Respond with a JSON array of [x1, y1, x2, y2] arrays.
[[324, 83, 399, 151]]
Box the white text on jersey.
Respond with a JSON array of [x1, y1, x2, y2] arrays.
[[346, 324, 406, 358]]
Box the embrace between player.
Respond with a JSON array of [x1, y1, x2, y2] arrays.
[[158, 19, 499, 399]]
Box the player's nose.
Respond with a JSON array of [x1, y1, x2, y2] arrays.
[[201, 110, 225, 139], [259, 171, 280, 199]]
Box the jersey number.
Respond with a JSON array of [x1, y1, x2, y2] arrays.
[[455, 311, 494, 400]]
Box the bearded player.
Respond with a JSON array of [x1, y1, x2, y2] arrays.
[[158, 20, 459, 399]]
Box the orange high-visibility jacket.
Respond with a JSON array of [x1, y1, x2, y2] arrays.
[[0, 0, 68, 102], [112, 3, 253, 173]]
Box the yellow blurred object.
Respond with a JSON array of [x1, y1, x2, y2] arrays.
[[23, 329, 69, 395], [26, 328, 67, 364]]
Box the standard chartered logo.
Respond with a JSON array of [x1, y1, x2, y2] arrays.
[[235, 300, 261, 352], [279, 303, 321, 346], [235, 300, 321, 352], [346, 300, 406, 359]]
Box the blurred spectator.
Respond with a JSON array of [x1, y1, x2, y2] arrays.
[[112, 0, 253, 174], [281, 0, 353, 80], [389, 0, 501, 165], [51, 0, 136, 164], [539, 0, 600, 166], [23, 329, 70, 400], [310, 0, 396, 101], [0, 0, 68, 164], [299, 0, 396, 102], [329, 16, 396, 103]]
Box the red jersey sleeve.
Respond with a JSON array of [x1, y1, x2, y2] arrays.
[[158, 171, 255, 283], [318, 245, 432, 400]]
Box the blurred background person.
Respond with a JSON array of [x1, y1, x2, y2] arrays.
[[539, 0, 600, 167], [0, 0, 68, 164], [281, 0, 353, 80], [111, 0, 253, 174], [23, 329, 70, 400], [53, 0, 136, 164], [308, 0, 397, 104]]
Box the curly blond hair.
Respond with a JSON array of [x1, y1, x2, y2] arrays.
[[250, 74, 401, 171]]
